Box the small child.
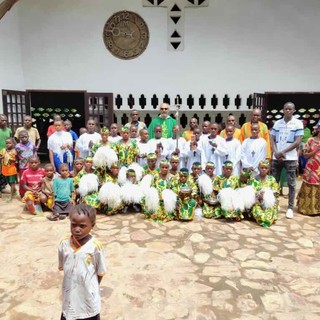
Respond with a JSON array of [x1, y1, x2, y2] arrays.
[[58, 204, 106, 320], [69, 158, 84, 178], [21, 156, 46, 214], [15, 130, 36, 197], [130, 125, 139, 141], [47, 163, 74, 221], [40, 163, 55, 210], [0, 138, 18, 201], [122, 168, 141, 213]]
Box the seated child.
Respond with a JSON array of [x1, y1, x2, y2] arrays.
[[204, 161, 242, 220], [47, 163, 74, 221], [170, 168, 197, 221], [69, 158, 84, 178], [122, 168, 141, 213], [21, 156, 46, 214], [0, 138, 18, 201], [248, 160, 279, 227], [40, 163, 55, 210]]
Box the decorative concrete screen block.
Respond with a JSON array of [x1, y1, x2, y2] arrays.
[[142, 0, 209, 51]]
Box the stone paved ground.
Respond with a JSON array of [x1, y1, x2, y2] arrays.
[[0, 184, 320, 320]]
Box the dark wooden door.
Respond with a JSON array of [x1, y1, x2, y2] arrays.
[[2, 89, 30, 132], [85, 92, 114, 130]]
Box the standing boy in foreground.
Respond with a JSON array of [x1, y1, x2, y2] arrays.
[[58, 204, 107, 320]]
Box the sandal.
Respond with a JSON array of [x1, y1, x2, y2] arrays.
[[59, 214, 67, 220], [46, 214, 59, 221]]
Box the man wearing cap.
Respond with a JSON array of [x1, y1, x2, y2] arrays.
[[148, 103, 177, 139], [270, 102, 304, 219]]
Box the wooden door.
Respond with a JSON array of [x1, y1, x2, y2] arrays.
[[85, 92, 114, 130], [2, 89, 30, 132]]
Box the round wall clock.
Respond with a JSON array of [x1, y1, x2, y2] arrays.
[[103, 11, 149, 60]]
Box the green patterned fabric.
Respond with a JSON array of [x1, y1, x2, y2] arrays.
[[100, 175, 124, 215], [170, 179, 198, 220], [203, 175, 242, 220], [91, 141, 115, 156], [114, 139, 138, 166], [248, 175, 279, 227], [144, 173, 174, 222]]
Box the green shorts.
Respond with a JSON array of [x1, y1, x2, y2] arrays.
[[4, 175, 17, 185]]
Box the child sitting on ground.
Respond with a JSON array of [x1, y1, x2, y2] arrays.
[[39, 163, 55, 210], [58, 203, 106, 320], [0, 138, 18, 201], [69, 158, 84, 178], [21, 156, 46, 214], [47, 163, 74, 221]]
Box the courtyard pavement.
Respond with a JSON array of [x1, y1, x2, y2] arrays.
[[0, 184, 319, 320]]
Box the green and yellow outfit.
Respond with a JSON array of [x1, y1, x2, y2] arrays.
[[170, 178, 197, 221], [248, 175, 279, 227], [144, 173, 174, 222], [204, 175, 241, 219], [114, 139, 138, 166], [74, 169, 101, 209]]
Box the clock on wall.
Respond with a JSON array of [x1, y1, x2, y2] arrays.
[[103, 11, 149, 60]]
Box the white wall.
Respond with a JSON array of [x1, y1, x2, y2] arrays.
[[0, 5, 25, 112], [1, 0, 320, 112]]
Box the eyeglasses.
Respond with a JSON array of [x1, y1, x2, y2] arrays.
[[160, 108, 168, 111]]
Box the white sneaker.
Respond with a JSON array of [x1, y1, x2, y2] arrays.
[[286, 208, 294, 219]]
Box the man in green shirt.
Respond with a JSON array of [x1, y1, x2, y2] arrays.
[[0, 114, 12, 150], [148, 103, 177, 139]]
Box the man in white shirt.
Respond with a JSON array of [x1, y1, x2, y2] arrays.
[[75, 119, 101, 158], [270, 102, 304, 219]]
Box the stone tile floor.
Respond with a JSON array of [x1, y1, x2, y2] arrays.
[[0, 184, 319, 320]]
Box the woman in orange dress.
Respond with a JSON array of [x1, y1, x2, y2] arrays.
[[297, 122, 320, 215]]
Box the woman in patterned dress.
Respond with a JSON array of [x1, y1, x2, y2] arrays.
[[248, 160, 279, 227], [297, 123, 320, 215]]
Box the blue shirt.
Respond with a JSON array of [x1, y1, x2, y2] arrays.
[[53, 177, 74, 202]]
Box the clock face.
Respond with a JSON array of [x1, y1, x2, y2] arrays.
[[103, 11, 149, 60]]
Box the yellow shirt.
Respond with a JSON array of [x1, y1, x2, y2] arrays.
[[220, 128, 243, 143]]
